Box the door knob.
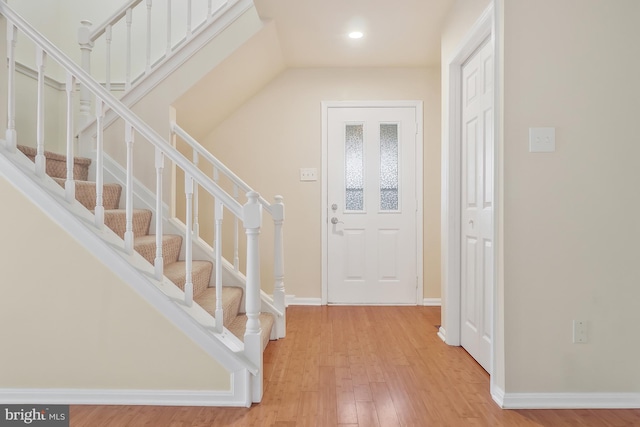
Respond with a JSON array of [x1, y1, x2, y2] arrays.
[[331, 217, 343, 225]]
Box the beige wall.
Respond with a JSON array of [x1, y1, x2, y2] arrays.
[[193, 67, 441, 300], [503, 0, 640, 393], [0, 177, 230, 390]]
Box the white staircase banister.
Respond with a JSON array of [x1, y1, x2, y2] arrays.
[[87, 0, 144, 42], [171, 123, 273, 215], [0, 2, 243, 219]]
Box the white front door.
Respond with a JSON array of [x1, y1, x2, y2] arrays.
[[326, 106, 418, 304], [460, 39, 494, 372]]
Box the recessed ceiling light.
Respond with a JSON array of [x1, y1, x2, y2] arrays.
[[348, 31, 364, 39]]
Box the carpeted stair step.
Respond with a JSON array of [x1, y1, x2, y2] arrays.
[[164, 261, 213, 299], [133, 234, 182, 266], [228, 313, 275, 351], [104, 209, 152, 239], [194, 286, 244, 328], [17, 145, 276, 352], [53, 177, 122, 210], [17, 144, 91, 180]]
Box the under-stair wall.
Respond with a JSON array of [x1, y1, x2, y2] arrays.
[[0, 157, 248, 406]]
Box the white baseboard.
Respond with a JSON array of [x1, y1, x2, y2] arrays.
[[0, 387, 247, 407], [501, 392, 640, 409], [284, 296, 440, 307], [437, 326, 446, 342], [285, 295, 322, 306], [491, 384, 505, 407]]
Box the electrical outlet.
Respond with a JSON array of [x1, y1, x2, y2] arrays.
[[573, 320, 587, 343], [300, 168, 317, 182]]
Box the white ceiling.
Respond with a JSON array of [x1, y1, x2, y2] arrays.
[[253, 0, 455, 68]]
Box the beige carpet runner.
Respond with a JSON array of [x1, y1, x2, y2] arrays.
[[17, 145, 273, 350]]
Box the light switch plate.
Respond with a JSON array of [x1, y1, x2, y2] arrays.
[[300, 168, 317, 181], [529, 127, 556, 152]]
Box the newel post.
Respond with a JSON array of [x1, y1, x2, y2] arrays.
[[272, 195, 286, 338], [77, 20, 94, 124], [243, 191, 263, 403]]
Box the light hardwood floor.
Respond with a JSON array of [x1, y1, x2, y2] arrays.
[[70, 306, 640, 426]]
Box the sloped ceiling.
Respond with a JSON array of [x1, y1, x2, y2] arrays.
[[175, 0, 455, 137], [173, 19, 286, 140]]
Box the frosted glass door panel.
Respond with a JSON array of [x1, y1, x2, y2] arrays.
[[345, 124, 364, 211], [380, 123, 399, 211]]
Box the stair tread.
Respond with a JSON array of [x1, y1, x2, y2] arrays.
[[134, 234, 182, 266], [17, 144, 91, 180], [194, 286, 244, 328], [164, 260, 212, 298], [228, 312, 275, 351], [104, 209, 152, 238], [53, 177, 122, 210]]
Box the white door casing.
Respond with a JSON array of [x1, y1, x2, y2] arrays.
[[460, 39, 493, 373], [322, 102, 424, 305]]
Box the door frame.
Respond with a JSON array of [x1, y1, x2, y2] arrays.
[[321, 100, 424, 305], [441, 1, 502, 398]]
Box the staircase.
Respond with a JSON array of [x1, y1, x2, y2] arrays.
[[0, 0, 284, 407], [16, 144, 275, 351]]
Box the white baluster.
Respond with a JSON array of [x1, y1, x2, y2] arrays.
[[125, 8, 132, 90], [243, 191, 263, 403], [272, 195, 286, 338], [233, 184, 240, 271], [77, 20, 93, 123], [154, 147, 164, 280], [124, 123, 135, 253], [105, 25, 112, 91], [65, 73, 76, 203], [212, 167, 219, 252], [145, 0, 152, 74], [35, 47, 46, 177], [95, 99, 105, 228], [184, 173, 194, 306], [214, 199, 224, 333], [166, 0, 172, 56], [207, 0, 212, 20], [186, 0, 192, 39], [193, 150, 200, 239], [5, 23, 17, 152]]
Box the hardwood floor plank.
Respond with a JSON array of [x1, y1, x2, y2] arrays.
[[370, 382, 401, 427], [68, 306, 640, 427], [355, 400, 381, 427]]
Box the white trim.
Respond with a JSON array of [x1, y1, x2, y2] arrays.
[[15, 62, 126, 92], [442, 0, 497, 379], [442, 0, 494, 348], [0, 372, 252, 407], [321, 100, 425, 306], [500, 392, 640, 409], [423, 298, 441, 306], [285, 295, 322, 306], [437, 326, 446, 342]]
